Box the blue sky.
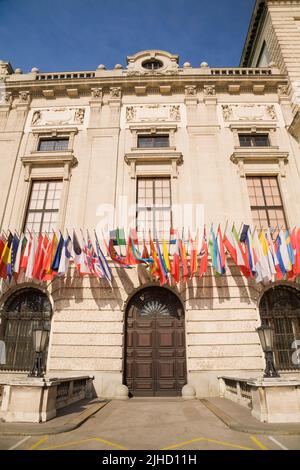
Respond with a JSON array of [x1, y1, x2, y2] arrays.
[[0, 0, 255, 72]]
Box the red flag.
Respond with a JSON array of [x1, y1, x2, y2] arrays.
[[189, 231, 198, 278], [294, 228, 300, 277], [32, 234, 50, 280], [179, 239, 189, 281], [199, 228, 208, 278], [171, 232, 180, 283], [150, 237, 166, 285]]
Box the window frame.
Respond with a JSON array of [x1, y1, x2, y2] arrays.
[[136, 176, 172, 240], [38, 137, 70, 152], [246, 175, 288, 231], [137, 134, 170, 149], [23, 179, 63, 234], [238, 133, 270, 148]]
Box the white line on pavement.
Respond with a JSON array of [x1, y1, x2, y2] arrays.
[[268, 436, 289, 451], [9, 435, 31, 450]]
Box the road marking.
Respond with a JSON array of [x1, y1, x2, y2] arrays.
[[28, 436, 49, 450], [162, 437, 254, 451], [250, 435, 269, 450], [9, 436, 31, 450], [42, 437, 128, 451], [268, 436, 289, 450]]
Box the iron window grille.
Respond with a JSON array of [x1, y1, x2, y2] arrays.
[[260, 286, 300, 370], [38, 138, 69, 151], [137, 135, 170, 148]]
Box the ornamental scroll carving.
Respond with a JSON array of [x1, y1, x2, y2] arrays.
[[126, 104, 181, 122], [222, 104, 277, 121], [30, 107, 86, 127]]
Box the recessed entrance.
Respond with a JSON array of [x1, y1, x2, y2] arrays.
[[124, 286, 186, 397]]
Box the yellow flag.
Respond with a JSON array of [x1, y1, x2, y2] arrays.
[[163, 239, 171, 272], [259, 231, 269, 257]]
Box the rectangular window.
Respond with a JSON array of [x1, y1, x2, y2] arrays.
[[24, 180, 63, 233], [256, 41, 270, 67], [137, 135, 169, 148], [38, 138, 69, 151], [136, 177, 171, 240], [246, 176, 287, 231], [239, 134, 270, 147]]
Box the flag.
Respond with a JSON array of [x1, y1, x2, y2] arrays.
[[156, 238, 169, 283], [51, 234, 64, 272], [72, 230, 82, 271], [116, 228, 126, 246], [149, 237, 166, 285], [13, 233, 26, 276], [0, 235, 5, 260], [95, 231, 112, 282], [171, 231, 180, 283], [0, 232, 13, 279], [79, 232, 92, 276], [179, 238, 189, 280], [199, 227, 208, 278], [189, 231, 198, 277], [217, 226, 226, 275], [209, 226, 219, 274], [42, 233, 58, 281], [162, 239, 171, 273], [277, 229, 292, 273], [294, 228, 300, 278], [32, 234, 50, 280], [86, 231, 104, 279], [259, 230, 277, 279], [169, 228, 177, 245], [58, 235, 72, 276], [223, 226, 237, 265], [31, 233, 43, 279], [232, 224, 251, 277], [20, 231, 31, 272], [7, 233, 19, 280], [252, 230, 272, 283], [25, 233, 37, 279]]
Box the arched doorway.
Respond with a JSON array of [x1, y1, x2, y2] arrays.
[[0, 289, 52, 372], [259, 285, 300, 370], [124, 286, 186, 397]]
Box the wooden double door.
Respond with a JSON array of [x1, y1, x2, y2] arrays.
[[124, 287, 186, 397]]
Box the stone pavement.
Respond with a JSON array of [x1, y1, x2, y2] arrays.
[[0, 397, 300, 450]]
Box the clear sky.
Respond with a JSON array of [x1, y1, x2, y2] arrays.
[[0, 0, 256, 72]]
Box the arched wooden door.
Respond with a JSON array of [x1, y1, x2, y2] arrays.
[[124, 287, 186, 397]]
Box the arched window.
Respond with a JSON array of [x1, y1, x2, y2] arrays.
[[259, 286, 300, 370], [0, 289, 51, 372]]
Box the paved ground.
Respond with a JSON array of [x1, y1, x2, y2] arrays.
[[0, 398, 300, 451]]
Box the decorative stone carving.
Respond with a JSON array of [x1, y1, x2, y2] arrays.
[[204, 85, 216, 96], [222, 104, 278, 122], [109, 87, 121, 98], [222, 105, 233, 121], [91, 88, 102, 99], [126, 106, 136, 121], [1, 91, 12, 106], [18, 91, 30, 103], [0, 61, 12, 75], [27, 107, 87, 127], [267, 105, 277, 120], [169, 105, 181, 121], [278, 85, 288, 96], [31, 110, 41, 126], [125, 104, 181, 122], [74, 108, 85, 124], [185, 85, 197, 96]]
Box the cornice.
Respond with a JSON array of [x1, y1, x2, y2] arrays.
[[230, 148, 289, 164], [125, 151, 183, 165]]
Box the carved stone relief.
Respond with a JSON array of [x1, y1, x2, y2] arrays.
[[30, 107, 87, 127], [221, 104, 278, 121], [125, 104, 181, 122]]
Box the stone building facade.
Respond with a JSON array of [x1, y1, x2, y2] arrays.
[[0, 0, 300, 399]]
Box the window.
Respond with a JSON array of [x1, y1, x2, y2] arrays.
[[1, 289, 51, 372], [239, 134, 270, 147], [136, 177, 171, 240], [256, 41, 271, 67], [38, 138, 69, 151], [246, 176, 287, 230], [260, 286, 300, 370], [137, 135, 169, 148], [24, 180, 63, 233], [142, 59, 163, 70]]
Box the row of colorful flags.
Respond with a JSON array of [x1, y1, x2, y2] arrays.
[[0, 225, 299, 286]]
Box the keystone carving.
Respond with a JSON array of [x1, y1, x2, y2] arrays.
[[18, 91, 30, 103], [91, 88, 102, 99], [278, 85, 288, 96]]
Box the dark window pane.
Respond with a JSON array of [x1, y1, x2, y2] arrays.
[[38, 138, 69, 151], [137, 135, 169, 148], [238, 134, 270, 147]]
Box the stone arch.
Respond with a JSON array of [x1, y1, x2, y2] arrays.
[[259, 284, 300, 370]]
